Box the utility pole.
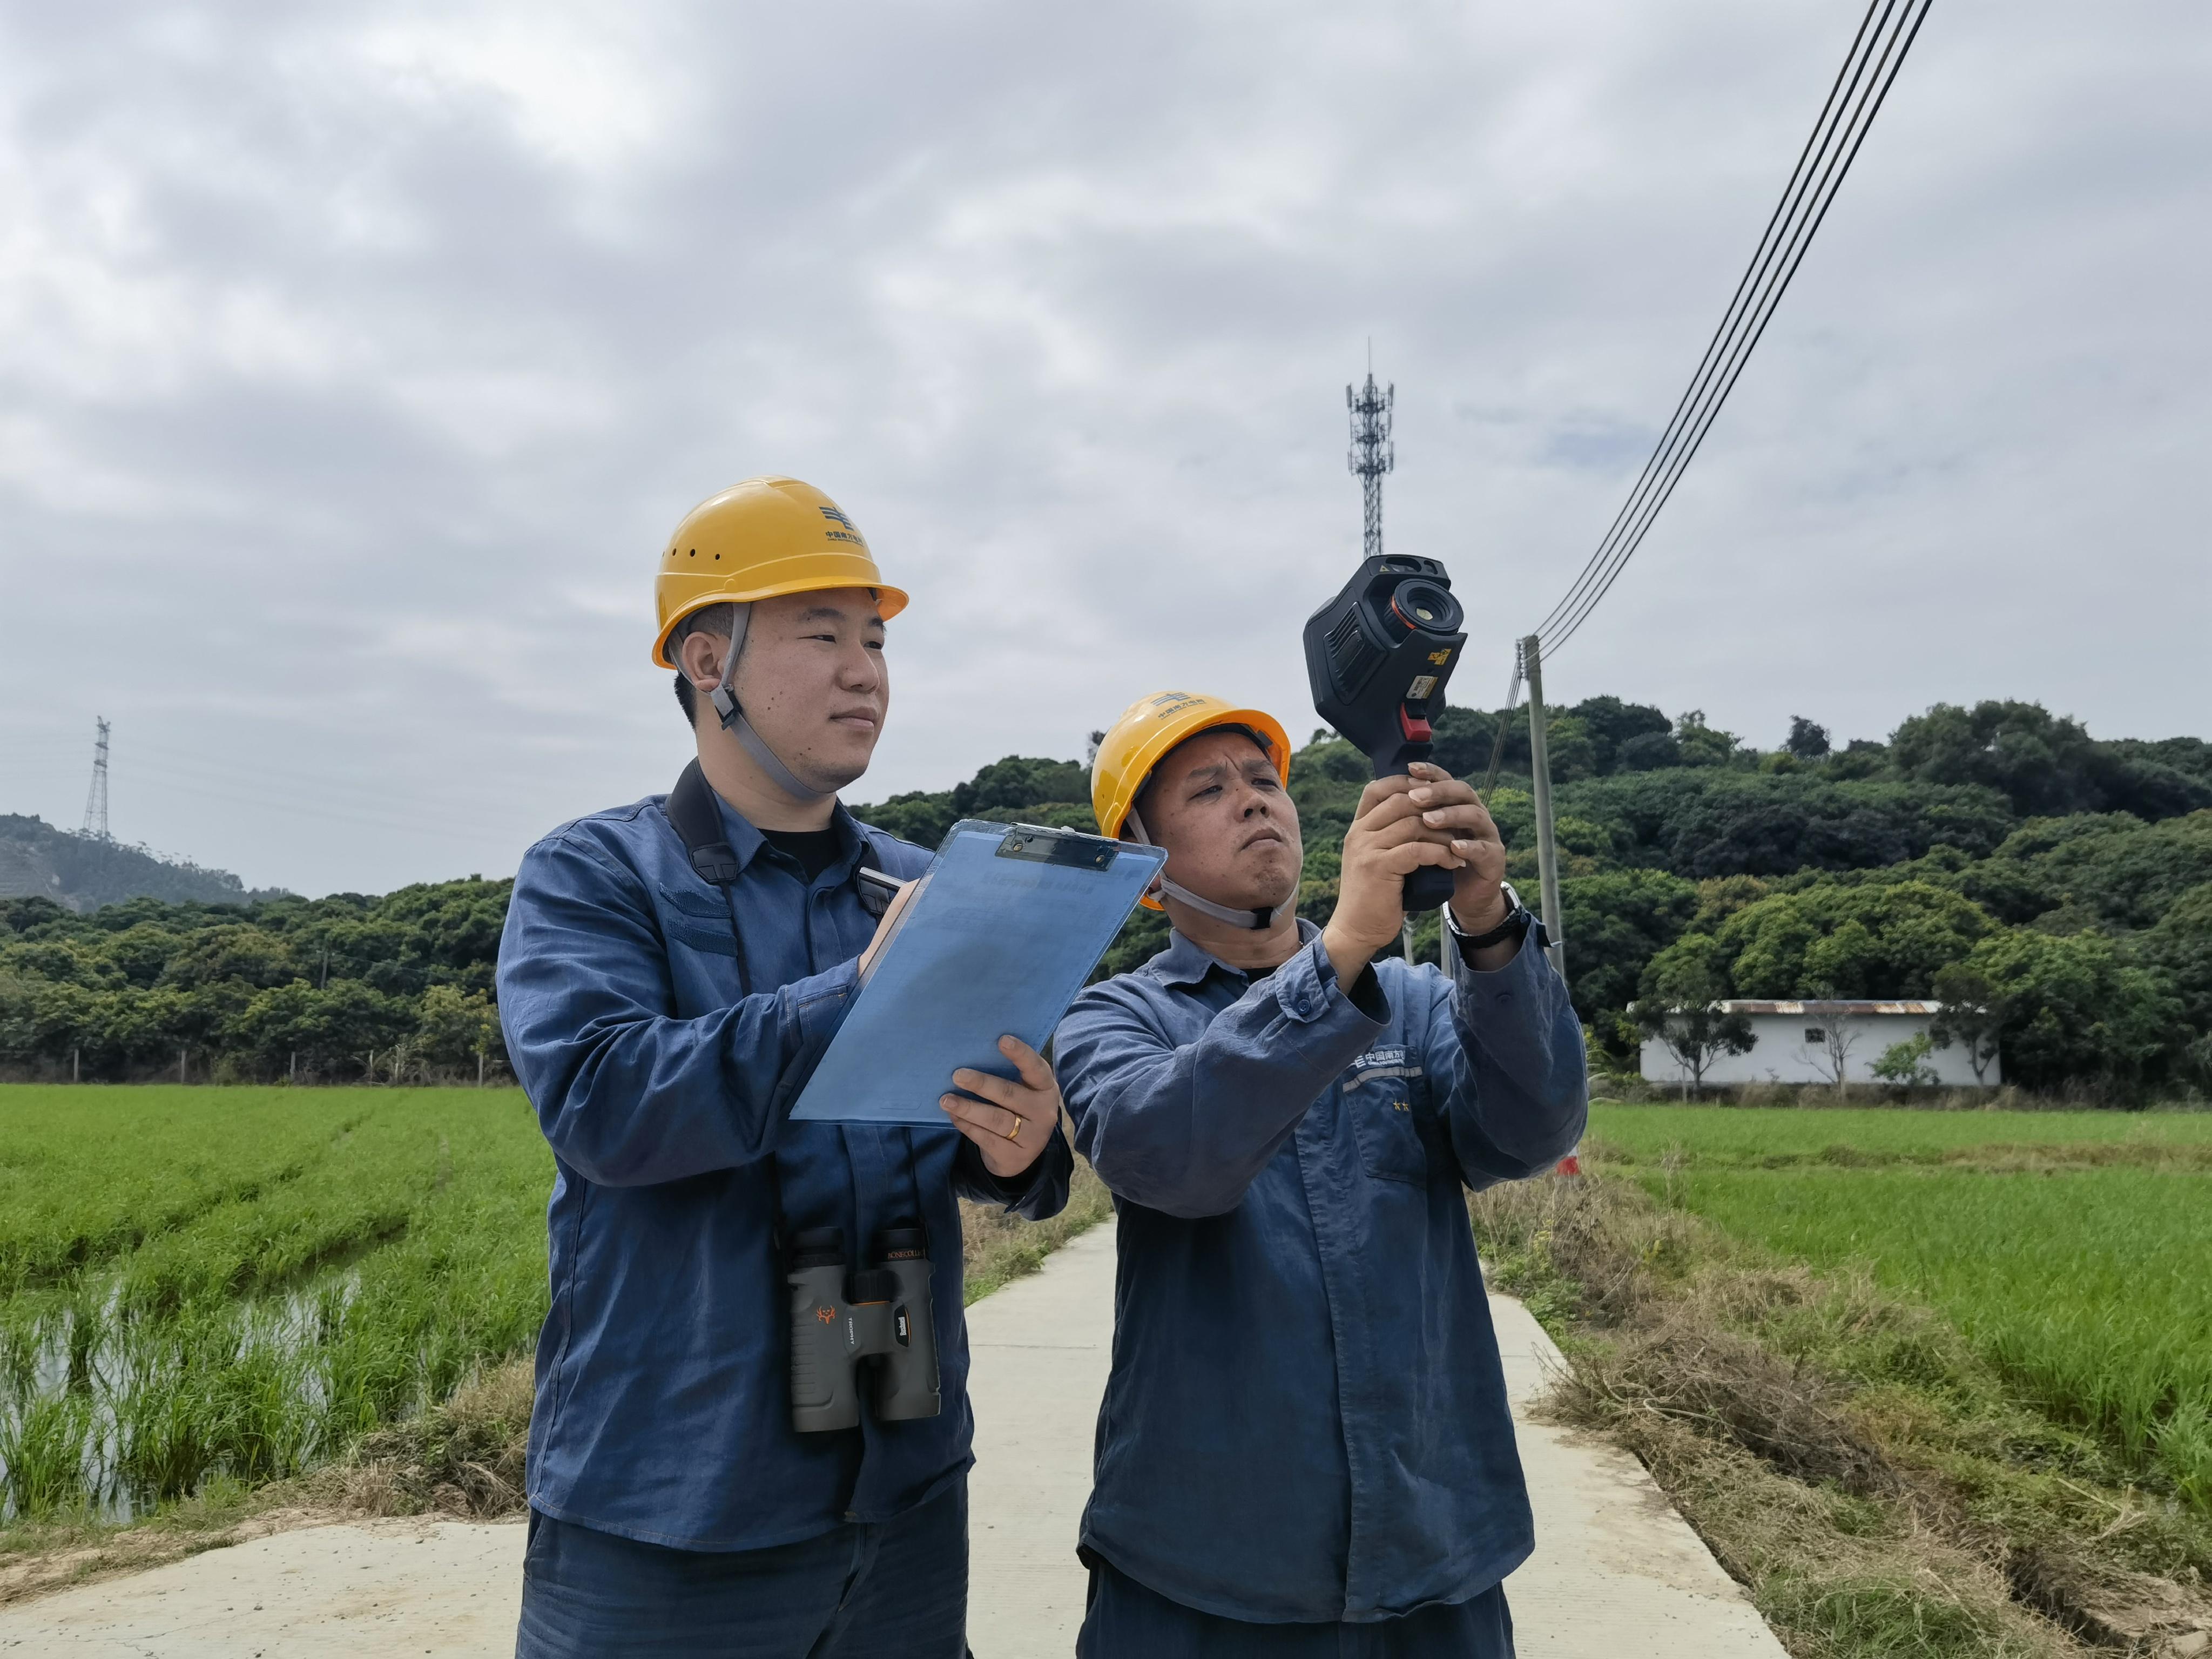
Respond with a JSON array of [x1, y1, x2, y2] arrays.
[[1520, 635, 1568, 987]]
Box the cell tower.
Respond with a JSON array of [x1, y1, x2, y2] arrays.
[[1346, 363, 1394, 558], [81, 717, 110, 841]]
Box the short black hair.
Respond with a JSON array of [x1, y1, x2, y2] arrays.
[[670, 604, 736, 726]]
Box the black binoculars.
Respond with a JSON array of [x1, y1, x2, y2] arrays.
[[786, 1224, 941, 1433], [1304, 554, 1469, 911]]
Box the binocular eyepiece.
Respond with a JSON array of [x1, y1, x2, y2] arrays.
[[786, 1223, 941, 1434]]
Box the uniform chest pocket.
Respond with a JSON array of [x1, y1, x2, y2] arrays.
[[1343, 1060, 1431, 1184], [656, 887, 741, 957]]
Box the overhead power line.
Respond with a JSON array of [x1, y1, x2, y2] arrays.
[[1531, 0, 1935, 657], [1479, 643, 1525, 796]]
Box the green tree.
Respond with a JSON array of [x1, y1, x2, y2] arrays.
[[858, 791, 959, 849], [1785, 717, 1832, 761], [1958, 929, 2180, 1094], [1718, 881, 1995, 1000], [1616, 730, 1682, 771], [1557, 869, 1699, 1041], [1927, 963, 2004, 1084], [1870, 1032, 1939, 1088], [1634, 937, 1756, 1097], [1565, 696, 1671, 775], [232, 980, 415, 1077], [1891, 700, 2212, 821], [2139, 884, 2212, 1081], [155, 925, 301, 991], [1673, 710, 1741, 769], [2012, 810, 2212, 930], [951, 757, 1090, 815], [415, 984, 507, 1075]]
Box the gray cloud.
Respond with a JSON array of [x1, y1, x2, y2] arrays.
[[2, 0, 2206, 893]]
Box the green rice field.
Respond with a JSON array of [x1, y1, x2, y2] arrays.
[[0, 1085, 551, 1523], [1587, 1104, 2212, 1512], [0, 1084, 1110, 1530]]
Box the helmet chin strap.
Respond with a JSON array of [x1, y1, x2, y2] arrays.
[[1124, 808, 1297, 931], [705, 604, 832, 806]]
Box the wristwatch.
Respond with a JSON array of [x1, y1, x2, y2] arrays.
[[1446, 881, 1535, 954]]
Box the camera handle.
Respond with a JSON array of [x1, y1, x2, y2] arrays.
[[1372, 712, 1458, 913]]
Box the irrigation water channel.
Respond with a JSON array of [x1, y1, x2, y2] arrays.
[[0, 1263, 380, 1522]]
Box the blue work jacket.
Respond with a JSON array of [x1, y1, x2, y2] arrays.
[[496, 790, 1072, 1553], [1054, 921, 1586, 1624]]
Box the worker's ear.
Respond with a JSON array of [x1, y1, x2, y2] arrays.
[[677, 629, 729, 692]]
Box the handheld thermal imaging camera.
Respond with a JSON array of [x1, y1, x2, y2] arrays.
[[1303, 554, 1468, 911]]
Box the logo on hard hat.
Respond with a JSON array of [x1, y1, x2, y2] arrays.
[[818, 504, 867, 547]]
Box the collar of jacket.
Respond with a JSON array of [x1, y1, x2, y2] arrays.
[[679, 790, 871, 886], [1152, 917, 1322, 989]]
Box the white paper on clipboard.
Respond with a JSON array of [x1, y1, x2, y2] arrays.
[[788, 820, 1166, 1126]]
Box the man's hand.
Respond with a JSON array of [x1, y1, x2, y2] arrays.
[[1320, 772, 1469, 989], [941, 1036, 1062, 1178], [1405, 761, 1510, 936]]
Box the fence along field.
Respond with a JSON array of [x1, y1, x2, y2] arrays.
[[0, 1085, 549, 1521], [1589, 1104, 2212, 1513]]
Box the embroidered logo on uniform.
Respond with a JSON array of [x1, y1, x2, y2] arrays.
[[1345, 1046, 1425, 1090]]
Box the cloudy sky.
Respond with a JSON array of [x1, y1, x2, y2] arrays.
[[2, 0, 2205, 896]]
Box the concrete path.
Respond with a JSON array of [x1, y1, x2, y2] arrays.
[[0, 1517, 521, 1656], [963, 1221, 1117, 1655], [0, 1218, 1783, 1657], [1489, 1294, 1790, 1658]]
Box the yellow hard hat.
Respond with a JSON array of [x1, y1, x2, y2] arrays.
[[651, 477, 911, 667], [1091, 691, 1293, 911]]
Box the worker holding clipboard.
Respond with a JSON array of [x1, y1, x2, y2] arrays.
[[497, 478, 1134, 1659]]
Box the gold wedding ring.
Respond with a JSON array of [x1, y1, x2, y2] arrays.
[[1004, 1117, 1022, 1141]]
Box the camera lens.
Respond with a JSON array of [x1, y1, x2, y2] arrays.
[[1388, 579, 1462, 638]]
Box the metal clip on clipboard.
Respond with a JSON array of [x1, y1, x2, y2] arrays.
[[789, 821, 1165, 1127]]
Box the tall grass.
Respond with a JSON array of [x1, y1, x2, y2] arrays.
[[1585, 1108, 2212, 1513]]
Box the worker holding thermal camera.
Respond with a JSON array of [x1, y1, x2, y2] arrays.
[[1056, 689, 1587, 1657], [496, 477, 1071, 1658]]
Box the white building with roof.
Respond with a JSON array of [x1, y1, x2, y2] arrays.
[[1637, 1000, 2000, 1089]]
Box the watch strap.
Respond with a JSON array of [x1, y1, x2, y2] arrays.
[[1448, 881, 1534, 952]]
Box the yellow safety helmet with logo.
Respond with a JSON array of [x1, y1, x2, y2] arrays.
[[1091, 691, 1294, 921], [651, 476, 909, 668]]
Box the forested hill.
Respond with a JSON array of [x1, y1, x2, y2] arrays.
[[0, 814, 285, 911], [2, 696, 2208, 1096], [852, 697, 2212, 1098]]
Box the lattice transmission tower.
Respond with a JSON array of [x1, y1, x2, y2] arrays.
[[1346, 367, 1394, 558], [81, 717, 110, 840]]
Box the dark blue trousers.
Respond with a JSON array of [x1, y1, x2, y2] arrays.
[[1078, 1556, 1515, 1658], [514, 1480, 968, 1658]]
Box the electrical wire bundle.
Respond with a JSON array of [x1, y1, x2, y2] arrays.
[[1528, 0, 1936, 662]]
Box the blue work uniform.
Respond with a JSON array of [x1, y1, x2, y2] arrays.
[[1054, 920, 1586, 1650], [495, 789, 1072, 1570]]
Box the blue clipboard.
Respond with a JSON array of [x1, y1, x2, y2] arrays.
[[789, 820, 1166, 1126]]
